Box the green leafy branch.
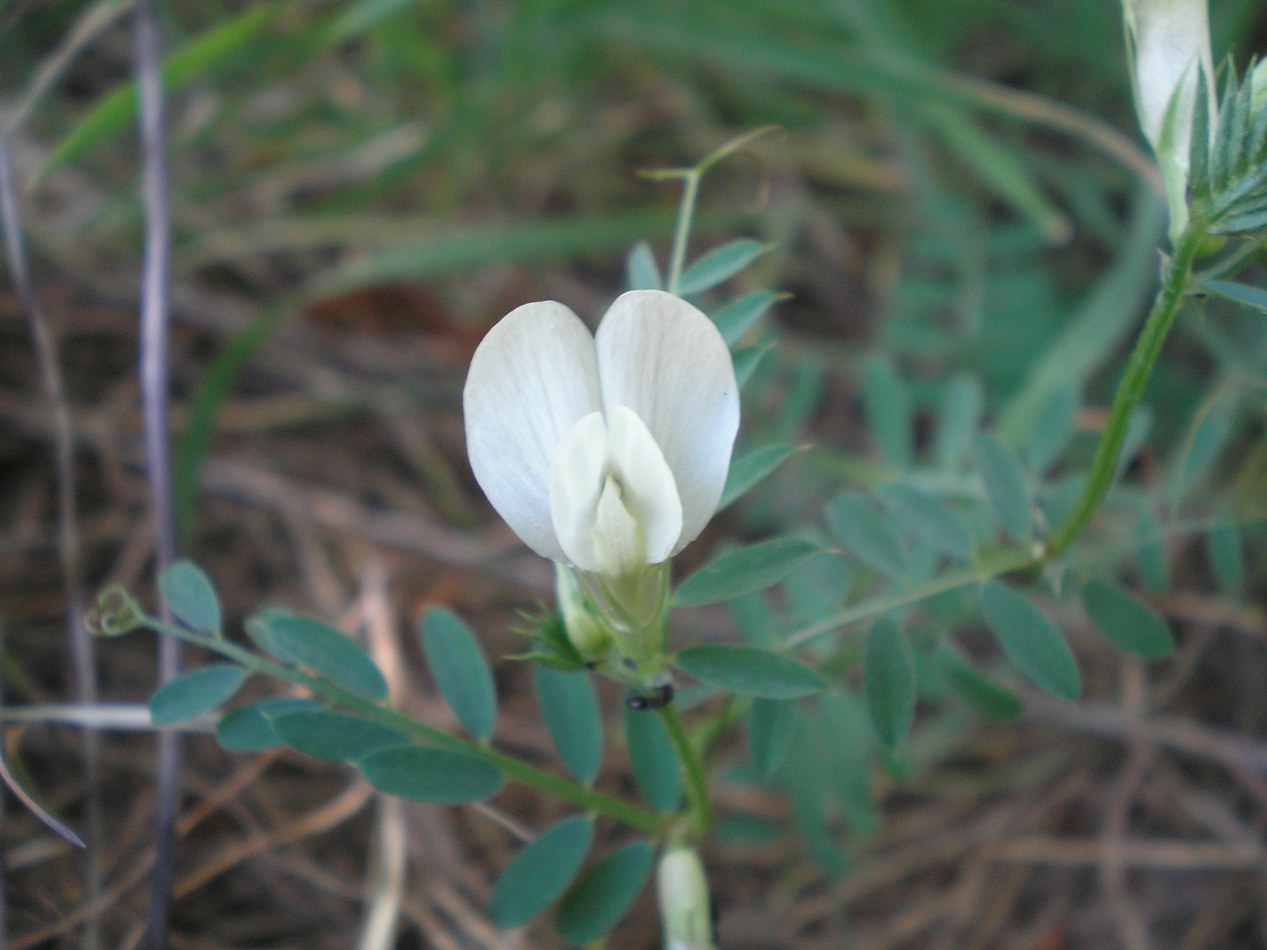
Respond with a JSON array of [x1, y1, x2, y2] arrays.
[[91, 567, 661, 836]]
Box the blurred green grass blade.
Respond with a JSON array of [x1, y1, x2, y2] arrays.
[[2, 0, 135, 141], [319, 0, 426, 46], [921, 104, 1069, 243], [175, 311, 278, 544], [39, 3, 283, 180], [594, 11, 941, 108], [305, 208, 698, 300], [998, 187, 1166, 445], [592, 8, 1149, 177]]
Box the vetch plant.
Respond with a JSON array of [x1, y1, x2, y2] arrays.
[[74, 32, 1267, 949]]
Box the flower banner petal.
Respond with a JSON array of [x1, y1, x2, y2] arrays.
[[464, 302, 601, 561], [596, 291, 739, 552]]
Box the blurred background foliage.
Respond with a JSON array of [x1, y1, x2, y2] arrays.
[[3, 0, 1267, 946]]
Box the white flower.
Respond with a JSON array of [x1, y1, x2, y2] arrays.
[[1123, 0, 1216, 238], [463, 290, 740, 579]]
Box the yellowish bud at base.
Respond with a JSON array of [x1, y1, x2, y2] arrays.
[[555, 565, 615, 661]]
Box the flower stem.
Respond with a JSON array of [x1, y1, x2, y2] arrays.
[[657, 704, 712, 839], [653, 126, 781, 295], [666, 171, 701, 295], [1046, 228, 1203, 557], [138, 614, 662, 835], [781, 214, 1211, 651]]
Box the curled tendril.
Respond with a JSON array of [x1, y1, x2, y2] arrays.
[[86, 585, 146, 637]]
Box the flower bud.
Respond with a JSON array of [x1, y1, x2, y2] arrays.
[[1123, 0, 1216, 240], [555, 564, 614, 661], [1251, 59, 1267, 113], [657, 846, 715, 950]]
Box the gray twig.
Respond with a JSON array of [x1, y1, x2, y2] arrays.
[[0, 145, 102, 948], [132, 0, 181, 945]]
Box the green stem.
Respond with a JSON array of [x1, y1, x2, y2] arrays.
[[782, 227, 1211, 650], [652, 125, 780, 296], [666, 171, 700, 295], [784, 545, 1038, 650], [143, 615, 662, 835], [1047, 229, 1203, 556], [657, 704, 712, 839]]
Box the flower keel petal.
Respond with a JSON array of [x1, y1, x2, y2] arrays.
[[605, 405, 682, 565], [549, 407, 683, 575]]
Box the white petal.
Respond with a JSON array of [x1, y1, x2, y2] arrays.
[[464, 301, 600, 561], [548, 407, 683, 575], [605, 405, 683, 564], [549, 411, 610, 570], [595, 290, 739, 553]]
